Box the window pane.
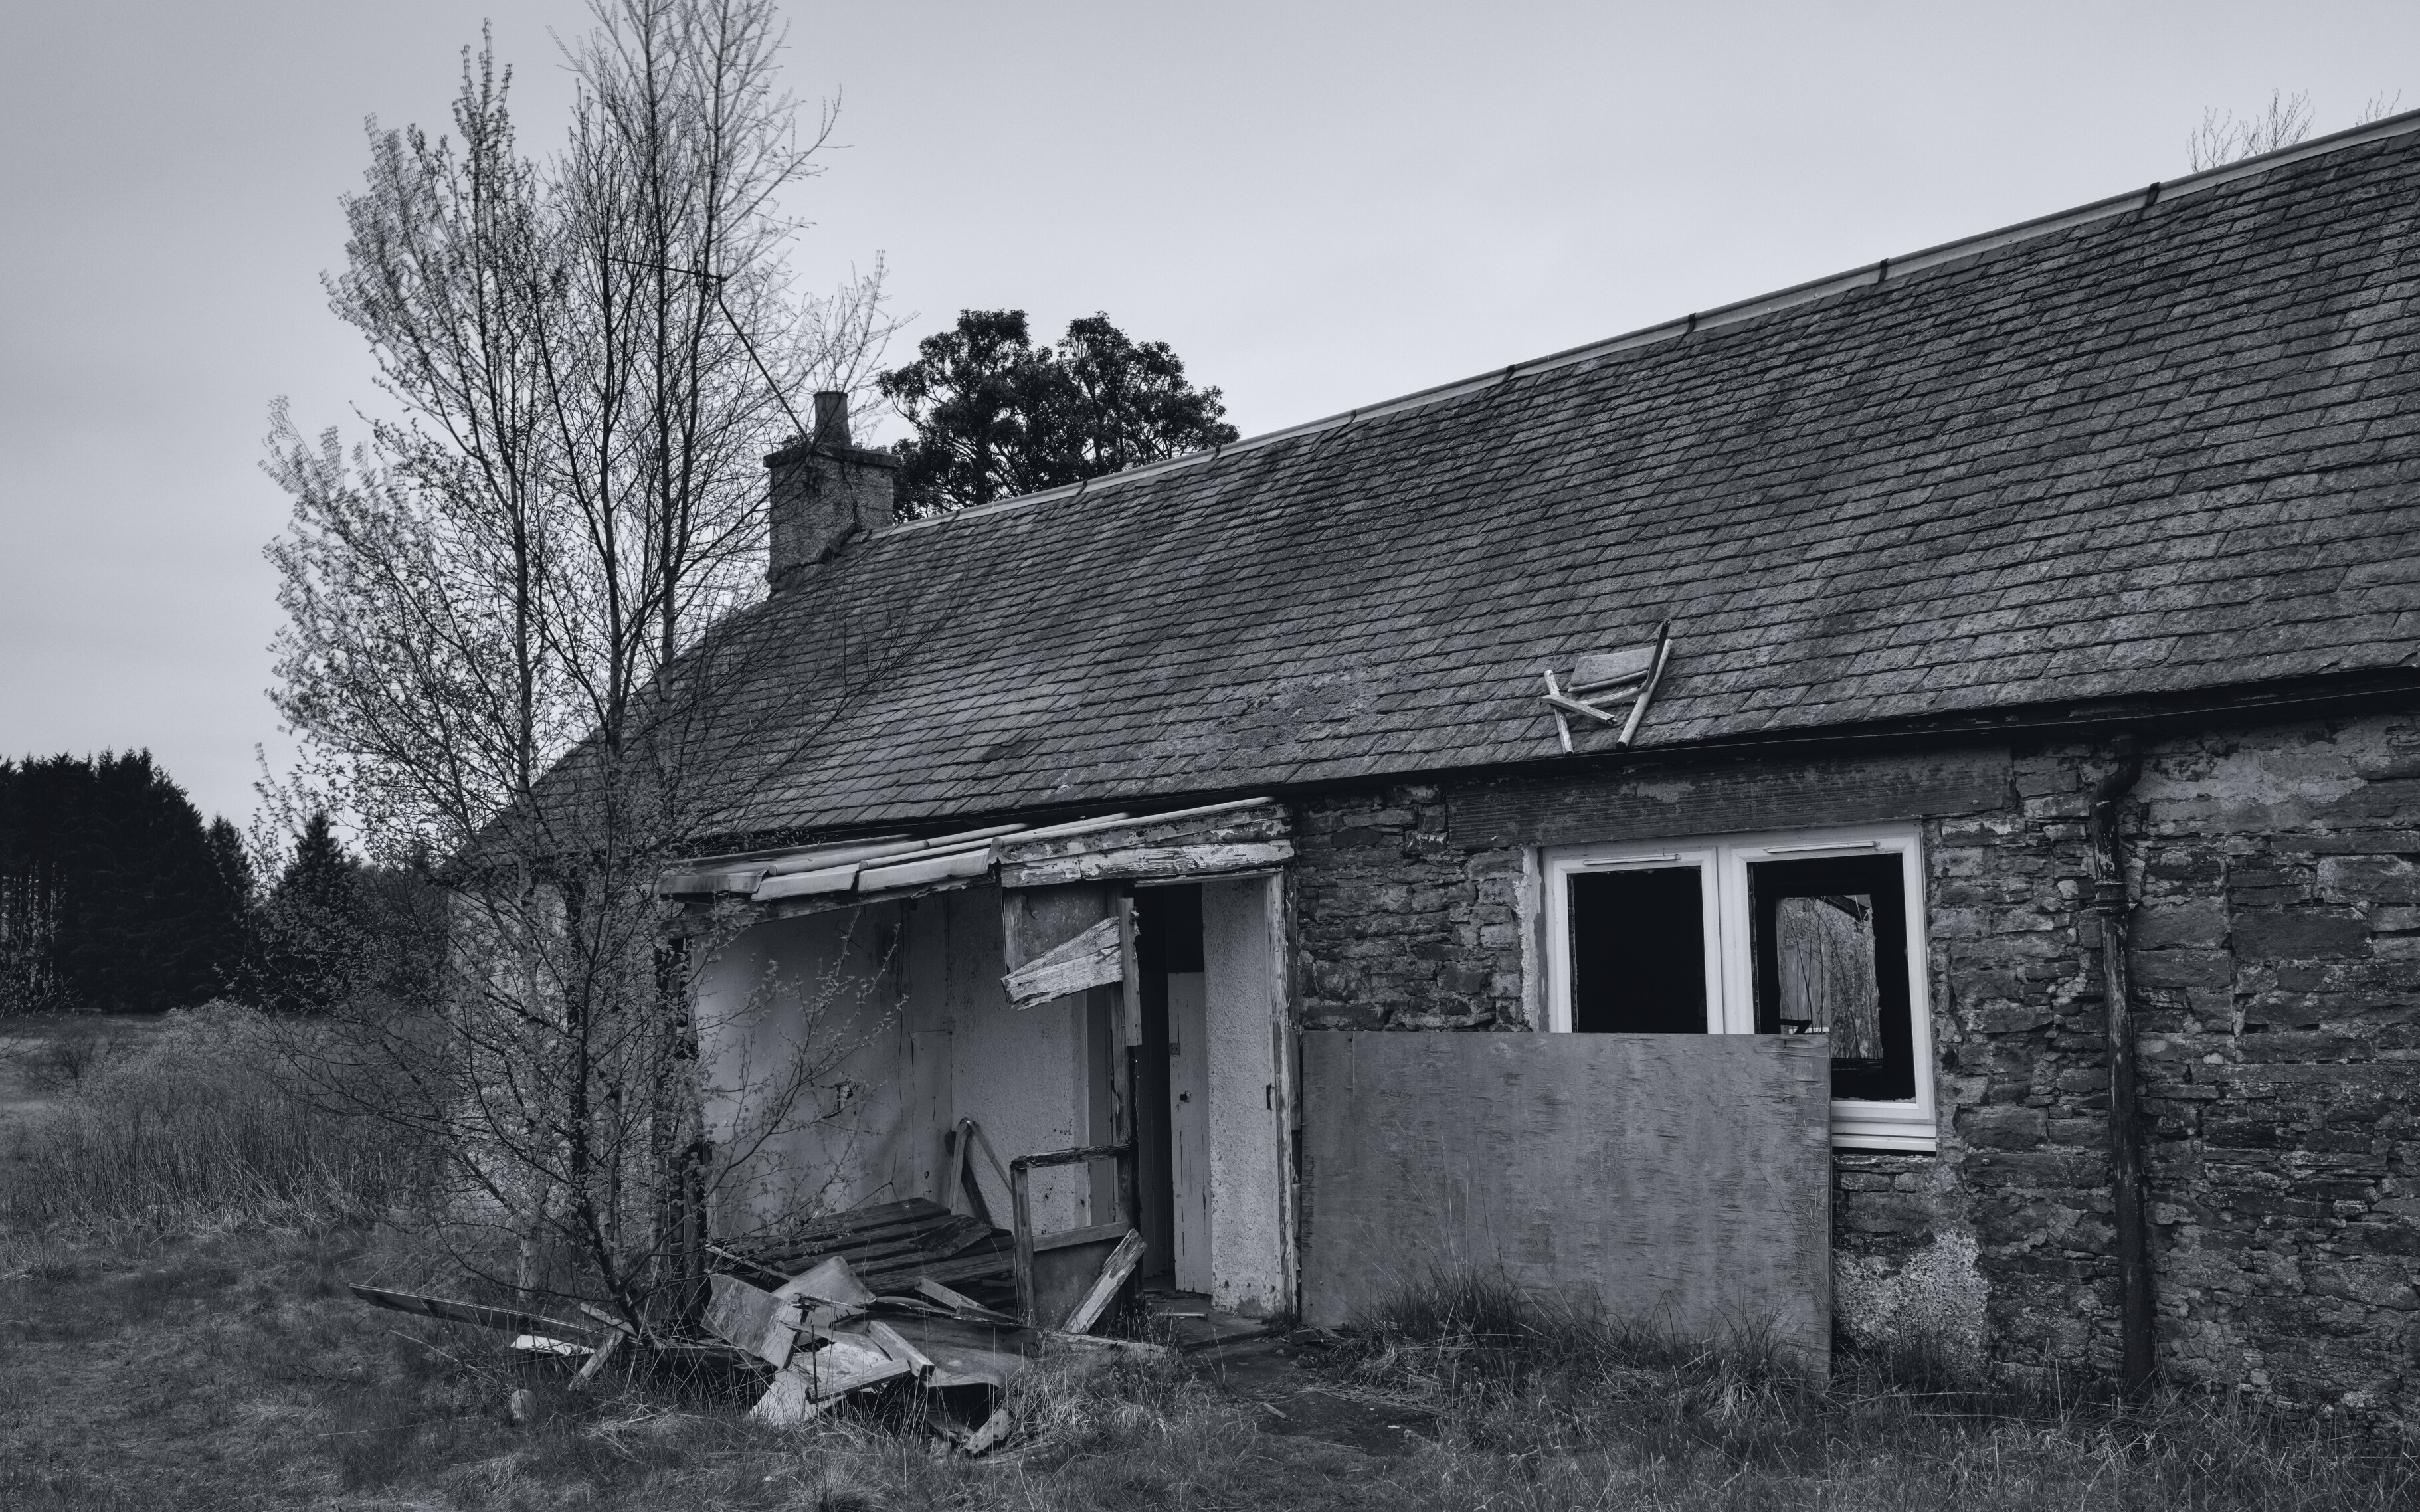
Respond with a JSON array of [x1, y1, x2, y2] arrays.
[[1749, 855, 1913, 1100], [1567, 866, 1706, 1033]]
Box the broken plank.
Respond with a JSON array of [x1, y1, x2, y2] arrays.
[[773, 1254, 877, 1307], [963, 1406, 1016, 1456], [349, 1285, 592, 1344], [748, 1369, 843, 1428], [914, 1278, 1018, 1325], [745, 1198, 951, 1255], [798, 1329, 914, 1399], [573, 1330, 622, 1388], [1058, 1230, 1146, 1335], [860, 1246, 1015, 1290], [1614, 624, 1674, 750], [1001, 916, 1123, 1009], [704, 1274, 800, 1367], [864, 1320, 935, 1383]]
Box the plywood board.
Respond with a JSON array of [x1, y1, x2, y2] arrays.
[[1298, 1031, 1831, 1374]]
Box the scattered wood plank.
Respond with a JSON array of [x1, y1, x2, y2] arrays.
[[963, 1406, 1016, 1456], [797, 1329, 913, 1399], [348, 1285, 593, 1344], [1058, 1230, 1146, 1335], [704, 1274, 801, 1367], [865, 1320, 935, 1383], [915, 1278, 1017, 1325], [508, 1333, 592, 1357], [573, 1330, 622, 1388], [747, 1368, 843, 1428], [774, 1254, 876, 1307]]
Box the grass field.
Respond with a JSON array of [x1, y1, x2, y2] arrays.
[[3, 1012, 2415, 1510]]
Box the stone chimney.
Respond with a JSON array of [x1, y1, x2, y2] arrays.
[[765, 391, 901, 591]]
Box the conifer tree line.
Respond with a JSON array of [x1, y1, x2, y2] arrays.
[[0, 753, 438, 1016]]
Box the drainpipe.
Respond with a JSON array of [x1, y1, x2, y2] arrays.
[[2087, 735, 2153, 1398]]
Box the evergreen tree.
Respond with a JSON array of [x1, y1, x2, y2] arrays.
[[252, 812, 365, 1016], [878, 310, 1239, 516], [0, 752, 251, 1014]]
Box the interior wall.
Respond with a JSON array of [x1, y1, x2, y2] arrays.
[[933, 885, 1095, 1232], [1201, 876, 1290, 1317], [694, 883, 1097, 1238], [694, 901, 909, 1229]]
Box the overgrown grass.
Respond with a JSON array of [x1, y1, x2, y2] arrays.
[[1313, 1266, 2420, 1511], [0, 1005, 422, 1234], [3, 1025, 2413, 1511], [3, 1233, 2416, 1511]]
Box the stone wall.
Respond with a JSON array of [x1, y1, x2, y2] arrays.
[[1283, 715, 2420, 1419]]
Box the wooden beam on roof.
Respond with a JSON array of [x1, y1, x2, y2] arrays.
[[1002, 840, 1295, 890]]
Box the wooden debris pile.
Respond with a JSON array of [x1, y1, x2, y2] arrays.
[[707, 1196, 1016, 1303], [346, 1199, 1156, 1459]]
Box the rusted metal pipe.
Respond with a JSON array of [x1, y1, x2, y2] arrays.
[[2088, 735, 2153, 1397]]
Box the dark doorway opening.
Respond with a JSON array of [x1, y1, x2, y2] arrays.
[[1131, 884, 1202, 1282]]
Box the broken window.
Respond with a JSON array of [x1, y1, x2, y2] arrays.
[[1542, 827, 1936, 1151], [1566, 865, 1710, 1033], [1748, 856, 1913, 1102]]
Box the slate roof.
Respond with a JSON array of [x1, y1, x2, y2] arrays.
[[697, 118, 2420, 835]]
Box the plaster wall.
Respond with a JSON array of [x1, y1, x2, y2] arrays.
[[694, 883, 1096, 1236]]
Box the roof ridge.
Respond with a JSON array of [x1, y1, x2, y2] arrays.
[[876, 104, 2420, 540]]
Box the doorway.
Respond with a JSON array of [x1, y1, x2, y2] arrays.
[[1127, 877, 1292, 1317]]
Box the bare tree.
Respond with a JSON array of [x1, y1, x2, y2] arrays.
[[264, 0, 903, 1331], [2189, 88, 2316, 171]]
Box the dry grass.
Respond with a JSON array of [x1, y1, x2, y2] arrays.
[[2, 1017, 2413, 1510], [0, 1006, 421, 1234], [3, 1234, 2414, 1511]]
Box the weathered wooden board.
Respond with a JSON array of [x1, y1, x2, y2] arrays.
[[1001, 917, 1122, 1008], [1298, 1031, 1832, 1374], [1446, 747, 2011, 850], [1000, 840, 1294, 889]]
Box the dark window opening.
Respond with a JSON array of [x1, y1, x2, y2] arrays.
[[1568, 866, 1707, 1033], [1749, 855, 1913, 1101]]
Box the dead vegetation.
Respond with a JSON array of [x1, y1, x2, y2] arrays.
[[4, 1017, 2416, 1510]]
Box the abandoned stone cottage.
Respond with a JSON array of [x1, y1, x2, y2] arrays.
[[664, 113, 2420, 1416]]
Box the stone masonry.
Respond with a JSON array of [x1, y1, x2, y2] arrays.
[[1285, 714, 2420, 1420]]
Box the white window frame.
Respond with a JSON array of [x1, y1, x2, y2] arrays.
[[1541, 822, 1937, 1153]]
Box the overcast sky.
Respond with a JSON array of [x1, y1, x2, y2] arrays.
[[2, 0, 2413, 828]]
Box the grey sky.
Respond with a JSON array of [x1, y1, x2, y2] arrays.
[[2, 0, 2411, 829]]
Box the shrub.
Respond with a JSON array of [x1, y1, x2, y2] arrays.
[[0, 1003, 424, 1233]]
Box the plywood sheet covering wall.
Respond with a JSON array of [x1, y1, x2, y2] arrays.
[[1299, 1032, 1831, 1372]]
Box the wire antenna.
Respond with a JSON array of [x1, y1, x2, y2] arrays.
[[605, 254, 812, 444]]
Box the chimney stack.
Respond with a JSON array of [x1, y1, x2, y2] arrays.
[[765, 391, 900, 591]]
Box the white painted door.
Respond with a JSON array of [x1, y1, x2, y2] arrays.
[[1166, 970, 1212, 1291]]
